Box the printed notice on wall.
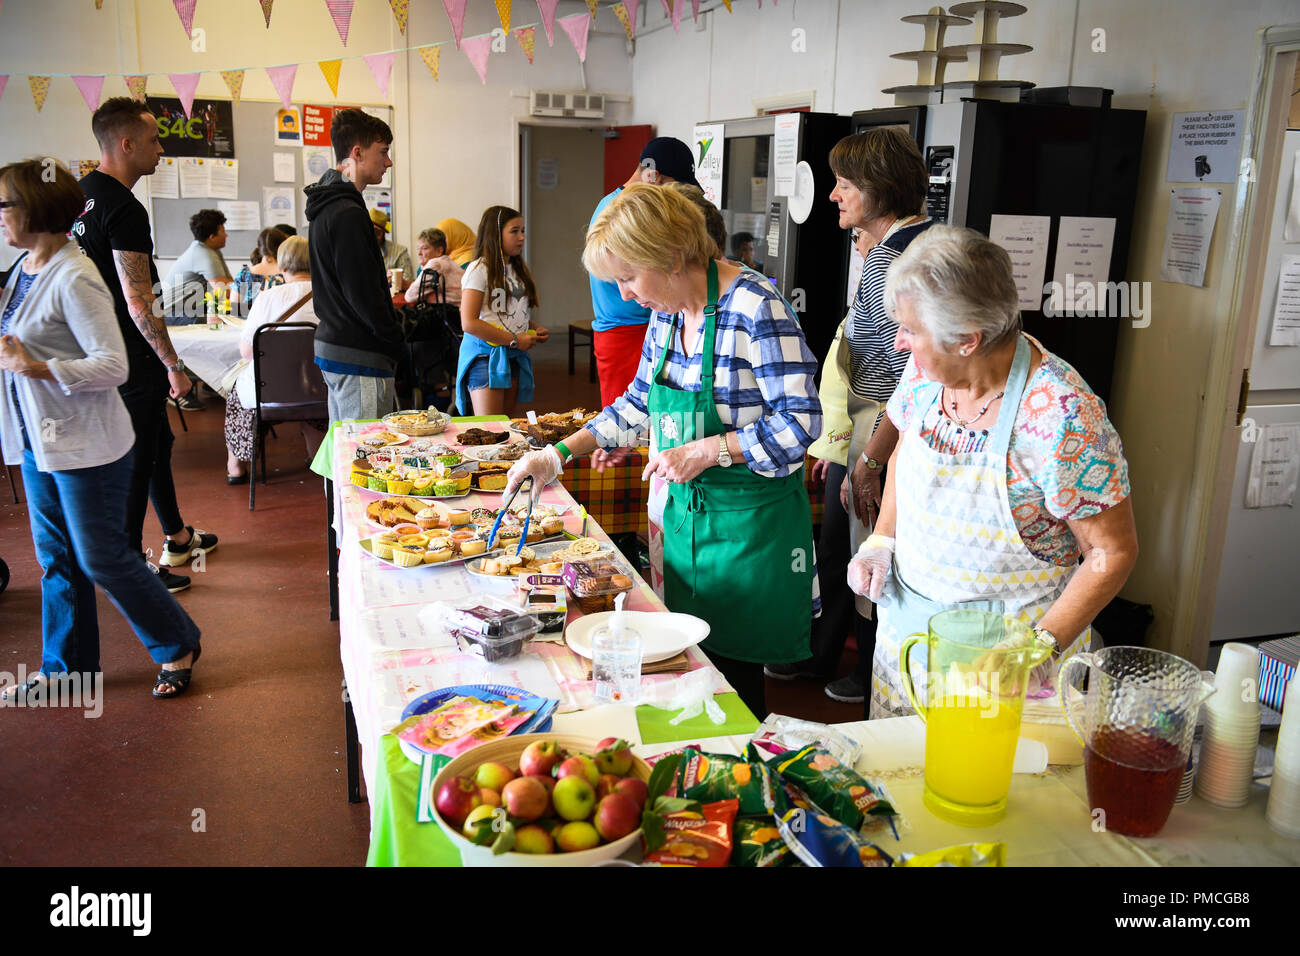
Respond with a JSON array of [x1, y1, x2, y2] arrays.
[[217, 200, 260, 232], [1160, 188, 1221, 287], [693, 123, 725, 209], [536, 158, 558, 190], [302, 146, 334, 185], [1051, 216, 1117, 308], [772, 113, 800, 197], [152, 157, 180, 198], [1167, 110, 1244, 183], [207, 159, 239, 200], [1269, 254, 1300, 347], [262, 186, 295, 229], [989, 214, 1051, 310], [178, 157, 209, 198], [272, 152, 296, 183], [1246, 423, 1300, 509], [1286, 150, 1300, 242]]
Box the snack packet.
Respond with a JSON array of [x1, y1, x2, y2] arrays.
[[677, 749, 778, 816], [749, 713, 863, 766], [766, 745, 895, 830], [732, 816, 800, 868], [776, 807, 893, 868], [894, 842, 1006, 867], [642, 799, 739, 867]]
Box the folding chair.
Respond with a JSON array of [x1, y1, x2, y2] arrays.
[[248, 322, 328, 510]]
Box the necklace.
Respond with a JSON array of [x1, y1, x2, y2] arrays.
[[946, 386, 1004, 427]]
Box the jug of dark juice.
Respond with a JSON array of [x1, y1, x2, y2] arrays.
[[1060, 647, 1215, 838]]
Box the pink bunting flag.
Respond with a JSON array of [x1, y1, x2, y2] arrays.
[[535, 0, 560, 47], [622, 0, 640, 39], [72, 75, 105, 112], [691, 0, 700, 22], [559, 11, 591, 62], [259, 0, 274, 27], [0, 77, 9, 104], [442, 0, 468, 49], [670, 0, 682, 33], [324, 0, 354, 45], [514, 26, 536, 64], [172, 0, 197, 38], [364, 53, 396, 100], [125, 75, 148, 101], [168, 73, 201, 118], [461, 34, 493, 85], [265, 64, 297, 110]]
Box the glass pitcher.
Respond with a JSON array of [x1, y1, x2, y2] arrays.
[[899, 609, 1052, 826], [1058, 647, 1215, 837]]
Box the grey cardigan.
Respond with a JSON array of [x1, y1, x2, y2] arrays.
[[0, 241, 134, 472]]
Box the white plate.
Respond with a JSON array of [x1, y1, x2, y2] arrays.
[[457, 442, 530, 463], [359, 429, 411, 447], [565, 611, 709, 664]]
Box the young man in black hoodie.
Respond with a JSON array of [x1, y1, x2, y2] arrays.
[[305, 108, 403, 422]]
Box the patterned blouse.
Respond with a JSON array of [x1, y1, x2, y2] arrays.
[[887, 334, 1130, 565]]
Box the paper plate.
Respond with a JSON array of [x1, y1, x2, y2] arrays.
[[397, 684, 557, 765], [565, 611, 709, 664]]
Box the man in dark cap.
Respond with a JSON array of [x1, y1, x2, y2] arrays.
[[587, 137, 699, 408]]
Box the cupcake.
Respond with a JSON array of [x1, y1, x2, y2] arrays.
[[366, 473, 389, 493], [391, 523, 422, 537], [415, 507, 441, 530], [398, 533, 430, 548], [370, 533, 399, 560], [541, 516, 565, 536], [447, 509, 472, 527], [391, 545, 425, 568], [450, 471, 473, 493], [461, 538, 488, 557], [424, 547, 453, 564], [449, 530, 476, 553], [387, 477, 414, 495], [433, 479, 460, 497], [436, 452, 462, 468], [410, 471, 436, 495]]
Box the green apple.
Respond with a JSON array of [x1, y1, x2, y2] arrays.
[[552, 775, 596, 821], [462, 805, 502, 846], [474, 761, 515, 793], [555, 820, 601, 852]]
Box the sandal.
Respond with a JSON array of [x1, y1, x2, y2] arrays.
[[152, 644, 202, 699]]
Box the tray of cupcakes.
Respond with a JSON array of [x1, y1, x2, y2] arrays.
[[359, 505, 572, 571], [350, 455, 476, 499]]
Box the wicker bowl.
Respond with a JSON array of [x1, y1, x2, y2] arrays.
[[383, 410, 449, 436], [430, 732, 650, 867]]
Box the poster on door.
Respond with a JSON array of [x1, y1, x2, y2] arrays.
[[694, 123, 725, 209]]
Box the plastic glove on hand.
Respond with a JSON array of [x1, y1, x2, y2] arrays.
[[505, 446, 564, 499], [848, 535, 895, 600]]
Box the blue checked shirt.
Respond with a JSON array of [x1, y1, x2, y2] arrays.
[[585, 273, 822, 478]]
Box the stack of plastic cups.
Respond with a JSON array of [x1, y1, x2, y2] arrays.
[[1266, 677, 1300, 837], [1195, 643, 1262, 809], [1175, 749, 1196, 805]]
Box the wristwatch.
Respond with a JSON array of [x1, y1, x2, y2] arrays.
[[1033, 625, 1061, 655], [716, 434, 733, 467], [166, 360, 186, 374], [508, 336, 519, 349], [860, 452, 883, 471]]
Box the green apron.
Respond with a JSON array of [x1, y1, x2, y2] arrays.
[[648, 261, 814, 664]]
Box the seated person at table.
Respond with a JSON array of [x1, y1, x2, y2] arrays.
[[162, 208, 233, 322], [224, 236, 324, 484], [233, 226, 288, 311], [370, 208, 413, 289], [404, 227, 462, 307]]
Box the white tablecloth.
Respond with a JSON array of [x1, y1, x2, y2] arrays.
[[170, 321, 245, 397]]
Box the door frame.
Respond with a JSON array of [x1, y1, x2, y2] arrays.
[[512, 116, 614, 241], [1182, 25, 1300, 660]]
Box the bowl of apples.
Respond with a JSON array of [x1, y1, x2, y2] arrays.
[[430, 733, 652, 867]]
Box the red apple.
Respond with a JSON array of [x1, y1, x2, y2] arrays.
[[474, 761, 515, 793], [555, 820, 601, 852], [519, 740, 564, 778], [435, 776, 481, 827], [478, 787, 502, 809], [596, 773, 621, 799], [595, 738, 634, 776], [613, 777, 649, 811], [514, 824, 555, 854], [555, 755, 600, 788], [594, 793, 641, 842], [502, 776, 549, 822], [552, 775, 597, 821]]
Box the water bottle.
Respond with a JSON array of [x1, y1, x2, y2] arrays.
[[592, 592, 642, 705]]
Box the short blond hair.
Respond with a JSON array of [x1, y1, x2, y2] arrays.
[[276, 235, 310, 275], [583, 182, 714, 280]]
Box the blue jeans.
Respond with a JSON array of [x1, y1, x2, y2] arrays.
[[21, 446, 201, 675]]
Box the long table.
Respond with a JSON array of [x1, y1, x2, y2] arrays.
[[170, 320, 245, 398]]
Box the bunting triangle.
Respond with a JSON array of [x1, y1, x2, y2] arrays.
[[0, 77, 8, 104], [318, 59, 342, 98], [558, 11, 591, 61], [585, 0, 598, 19], [125, 75, 148, 101], [691, 0, 700, 21], [536, 0, 560, 47], [94, 0, 104, 8], [462, 34, 493, 85], [29, 76, 51, 112], [172, 0, 196, 38], [721, 0, 731, 11], [265, 64, 297, 110], [670, 0, 682, 32], [259, 0, 273, 27], [417, 46, 441, 82], [514, 26, 536, 64], [613, 2, 633, 40], [167, 72, 201, 118], [324, 0, 354, 45], [388, 0, 409, 34], [364, 52, 396, 100], [219, 69, 244, 103], [495, 0, 511, 35], [442, 0, 468, 49], [72, 75, 105, 112]]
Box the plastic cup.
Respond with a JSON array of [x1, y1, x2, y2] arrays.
[[1266, 772, 1300, 836], [1274, 677, 1300, 768], [1210, 643, 1262, 717]]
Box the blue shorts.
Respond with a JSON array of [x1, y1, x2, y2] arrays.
[[462, 355, 492, 391]]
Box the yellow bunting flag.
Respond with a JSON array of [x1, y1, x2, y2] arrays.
[[318, 59, 342, 98], [220, 69, 245, 103], [515, 26, 536, 64], [585, 0, 598, 18], [125, 75, 148, 101], [28, 76, 51, 112], [94, 0, 105, 8], [417, 45, 441, 82], [388, 0, 409, 33], [721, 0, 731, 9], [494, 0, 511, 34], [613, 2, 633, 40]]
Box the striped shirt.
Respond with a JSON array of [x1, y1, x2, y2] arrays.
[[585, 272, 822, 478], [847, 219, 933, 400]]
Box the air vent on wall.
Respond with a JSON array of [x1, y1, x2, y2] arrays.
[[529, 90, 607, 120]]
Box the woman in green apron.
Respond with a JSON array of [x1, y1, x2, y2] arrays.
[[505, 184, 823, 717]]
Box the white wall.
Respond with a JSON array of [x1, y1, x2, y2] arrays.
[[631, 0, 1299, 657], [0, 0, 633, 265]]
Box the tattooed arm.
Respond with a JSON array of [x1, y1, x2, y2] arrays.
[[113, 250, 191, 398]]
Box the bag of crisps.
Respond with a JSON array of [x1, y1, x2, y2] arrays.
[[765, 744, 894, 830], [676, 749, 777, 816], [642, 799, 739, 867], [732, 816, 800, 868], [895, 842, 1006, 867], [776, 807, 893, 868]]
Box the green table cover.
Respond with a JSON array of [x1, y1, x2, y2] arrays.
[[367, 735, 463, 867], [634, 693, 761, 744]]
